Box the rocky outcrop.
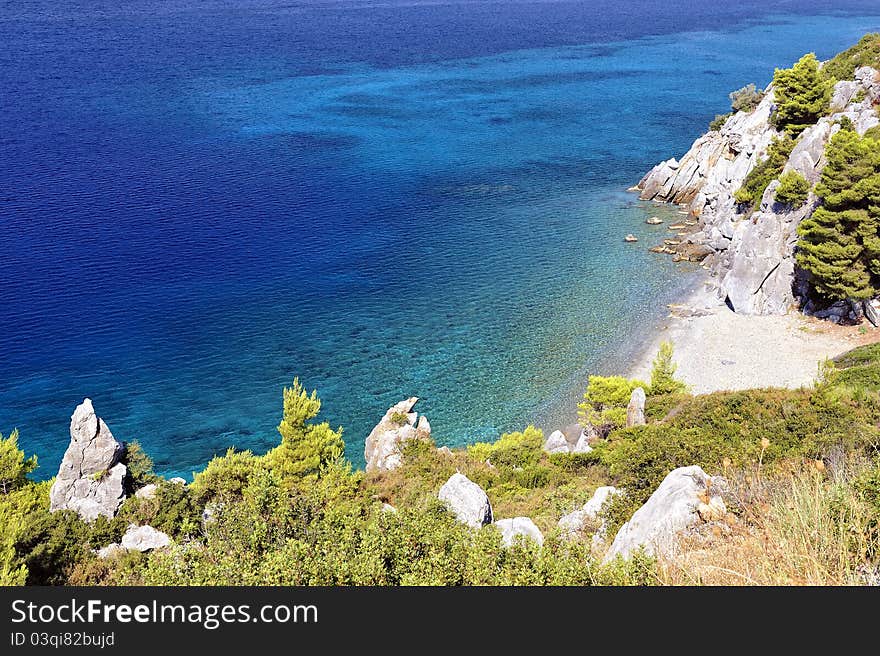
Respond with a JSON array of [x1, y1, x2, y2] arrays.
[[49, 399, 127, 522], [603, 466, 726, 562], [637, 68, 880, 316], [120, 524, 172, 552], [625, 388, 646, 427], [438, 472, 493, 529], [558, 486, 621, 540], [494, 517, 544, 547], [543, 425, 592, 454], [364, 397, 431, 472]]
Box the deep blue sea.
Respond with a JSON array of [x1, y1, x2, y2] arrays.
[[3, 1, 880, 478]]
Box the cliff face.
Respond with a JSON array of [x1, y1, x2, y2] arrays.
[[637, 67, 880, 315]]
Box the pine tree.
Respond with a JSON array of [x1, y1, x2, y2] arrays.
[[771, 53, 833, 136], [0, 430, 37, 494], [796, 126, 880, 301], [649, 341, 687, 395], [265, 378, 344, 478]]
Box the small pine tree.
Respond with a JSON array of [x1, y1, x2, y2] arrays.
[[0, 430, 37, 494], [771, 53, 833, 136], [648, 341, 687, 395], [266, 378, 344, 478], [774, 170, 811, 208]]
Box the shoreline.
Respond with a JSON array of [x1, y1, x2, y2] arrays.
[[627, 272, 880, 395]]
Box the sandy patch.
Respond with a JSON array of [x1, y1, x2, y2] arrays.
[[628, 281, 880, 394]]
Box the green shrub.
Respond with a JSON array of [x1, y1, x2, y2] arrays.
[[189, 448, 263, 504], [390, 411, 409, 426], [730, 83, 765, 112], [578, 375, 647, 433], [0, 430, 37, 494], [823, 33, 880, 81], [774, 170, 811, 207], [648, 341, 687, 395], [121, 440, 158, 489], [468, 426, 544, 469], [734, 136, 796, 209], [709, 112, 733, 131]]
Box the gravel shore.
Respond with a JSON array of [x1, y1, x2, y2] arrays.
[[628, 279, 878, 394]]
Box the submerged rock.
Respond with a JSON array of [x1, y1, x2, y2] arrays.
[[49, 399, 127, 522], [438, 472, 493, 529], [494, 517, 544, 547]]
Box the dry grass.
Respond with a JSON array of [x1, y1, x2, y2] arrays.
[[658, 458, 879, 585]]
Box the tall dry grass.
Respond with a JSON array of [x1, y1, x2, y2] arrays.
[[658, 457, 879, 585]]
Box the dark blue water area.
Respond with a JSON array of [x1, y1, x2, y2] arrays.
[[2, 1, 880, 478]]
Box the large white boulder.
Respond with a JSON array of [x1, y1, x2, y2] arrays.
[[438, 473, 493, 529], [49, 399, 127, 522], [494, 517, 544, 547], [121, 524, 172, 552], [603, 466, 725, 562], [558, 486, 621, 537]]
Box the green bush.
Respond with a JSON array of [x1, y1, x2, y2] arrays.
[[648, 341, 688, 395], [578, 375, 646, 432], [121, 440, 158, 489], [823, 33, 880, 81], [709, 112, 733, 131], [774, 170, 811, 207], [468, 426, 544, 469], [0, 430, 37, 494], [729, 83, 765, 112], [189, 448, 263, 504], [734, 136, 796, 209]]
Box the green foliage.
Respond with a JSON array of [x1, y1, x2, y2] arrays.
[[117, 482, 201, 539], [774, 170, 811, 207], [709, 112, 733, 131], [648, 341, 687, 395], [190, 448, 262, 504], [265, 378, 345, 479], [796, 128, 880, 302], [734, 136, 795, 209], [121, 440, 158, 489], [578, 375, 646, 432], [823, 33, 880, 81], [771, 53, 833, 136], [468, 426, 544, 469], [0, 430, 37, 494], [729, 83, 765, 112], [390, 411, 409, 426]]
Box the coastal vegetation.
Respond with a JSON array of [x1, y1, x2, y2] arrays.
[[774, 170, 811, 208], [771, 53, 833, 136], [2, 337, 880, 586], [733, 136, 795, 208], [796, 124, 880, 302]]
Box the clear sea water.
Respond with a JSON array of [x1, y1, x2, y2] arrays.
[[3, 1, 880, 478]]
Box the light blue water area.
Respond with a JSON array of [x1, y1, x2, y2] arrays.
[[2, 1, 879, 478]]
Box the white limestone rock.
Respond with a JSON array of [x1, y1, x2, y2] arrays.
[[438, 473, 493, 529]]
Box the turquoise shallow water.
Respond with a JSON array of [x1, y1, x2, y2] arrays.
[[2, 2, 880, 477]]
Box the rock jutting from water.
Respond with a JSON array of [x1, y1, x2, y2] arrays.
[[364, 397, 432, 472]]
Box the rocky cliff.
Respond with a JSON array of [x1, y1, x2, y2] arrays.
[[637, 67, 880, 316]]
